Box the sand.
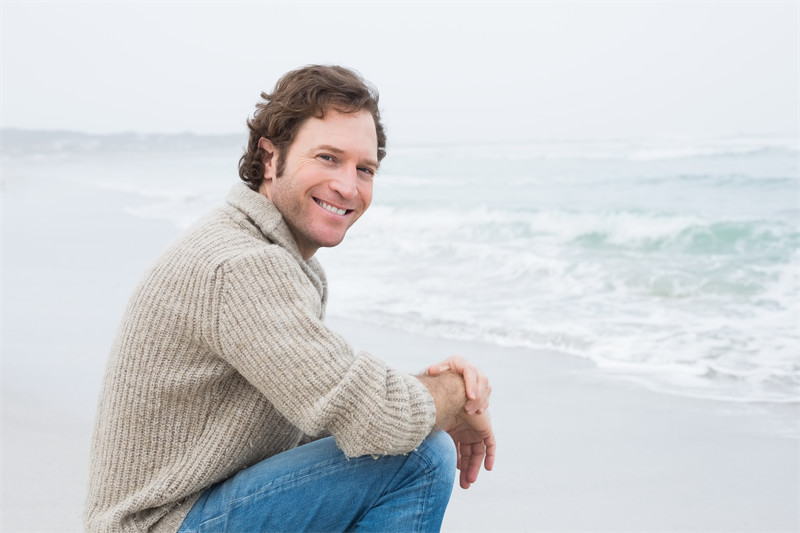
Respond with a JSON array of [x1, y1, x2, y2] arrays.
[[2, 172, 798, 532]]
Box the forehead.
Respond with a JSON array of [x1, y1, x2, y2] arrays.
[[290, 109, 378, 160]]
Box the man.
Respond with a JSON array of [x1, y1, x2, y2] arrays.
[[85, 65, 495, 532]]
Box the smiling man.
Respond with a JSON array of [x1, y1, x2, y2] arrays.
[[85, 65, 495, 533], [256, 108, 377, 258]]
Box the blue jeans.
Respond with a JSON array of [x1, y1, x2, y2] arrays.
[[177, 431, 456, 532]]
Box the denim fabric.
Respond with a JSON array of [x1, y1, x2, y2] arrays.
[[177, 431, 456, 532]]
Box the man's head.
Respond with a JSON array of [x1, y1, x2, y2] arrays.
[[238, 65, 387, 191]]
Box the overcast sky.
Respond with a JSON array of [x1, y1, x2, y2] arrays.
[[2, 1, 797, 145]]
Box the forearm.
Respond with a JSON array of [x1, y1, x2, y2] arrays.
[[416, 371, 467, 430]]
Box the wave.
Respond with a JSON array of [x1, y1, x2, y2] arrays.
[[322, 204, 800, 403], [362, 205, 797, 258], [572, 214, 797, 258]]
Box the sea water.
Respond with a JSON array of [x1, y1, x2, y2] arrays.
[[3, 131, 798, 403], [326, 138, 799, 404]]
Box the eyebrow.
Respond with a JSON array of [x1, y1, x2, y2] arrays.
[[316, 145, 379, 170]]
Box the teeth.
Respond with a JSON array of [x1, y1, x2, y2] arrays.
[[317, 199, 346, 215]]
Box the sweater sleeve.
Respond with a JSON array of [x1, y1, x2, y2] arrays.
[[208, 247, 436, 458]]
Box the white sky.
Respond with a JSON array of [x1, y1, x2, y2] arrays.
[[1, 1, 798, 145]]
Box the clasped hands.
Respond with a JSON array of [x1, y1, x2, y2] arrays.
[[427, 355, 496, 489]]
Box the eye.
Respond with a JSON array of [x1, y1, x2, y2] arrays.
[[358, 166, 375, 177], [318, 154, 335, 162]]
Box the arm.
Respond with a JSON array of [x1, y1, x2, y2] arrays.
[[416, 371, 467, 429], [211, 249, 436, 458]]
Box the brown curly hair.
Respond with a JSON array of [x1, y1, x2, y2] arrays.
[[238, 65, 387, 190]]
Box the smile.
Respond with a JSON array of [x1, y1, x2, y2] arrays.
[[314, 198, 351, 216]]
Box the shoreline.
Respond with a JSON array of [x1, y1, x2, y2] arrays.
[[2, 172, 798, 531], [327, 316, 799, 531]]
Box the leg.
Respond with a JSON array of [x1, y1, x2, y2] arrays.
[[178, 430, 456, 533]]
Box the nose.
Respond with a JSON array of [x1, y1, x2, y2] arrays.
[[330, 166, 359, 200]]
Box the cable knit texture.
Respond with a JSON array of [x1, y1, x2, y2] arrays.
[[85, 183, 436, 532]]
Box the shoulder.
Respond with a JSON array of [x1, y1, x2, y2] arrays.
[[155, 205, 284, 272]]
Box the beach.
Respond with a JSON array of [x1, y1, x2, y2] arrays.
[[3, 0, 799, 529], [2, 147, 799, 532]]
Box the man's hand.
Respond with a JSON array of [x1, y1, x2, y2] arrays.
[[445, 410, 496, 489], [417, 357, 496, 490], [427, 355, 491, 415]]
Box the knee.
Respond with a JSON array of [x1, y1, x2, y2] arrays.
[[415, 430, 457, 479]]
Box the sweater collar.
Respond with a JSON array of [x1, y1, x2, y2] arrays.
[[226, 182, 305, 261], [225, 182, 328, 314]]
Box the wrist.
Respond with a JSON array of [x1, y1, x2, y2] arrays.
[[416, 370, 467, 429]]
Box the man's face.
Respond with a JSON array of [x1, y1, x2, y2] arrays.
[[258, 109, 379, 259]]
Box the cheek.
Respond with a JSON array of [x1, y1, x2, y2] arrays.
[[360, 183, 374, 209], [273, 175, 302, 202]]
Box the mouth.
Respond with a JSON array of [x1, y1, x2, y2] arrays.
[[314, 198, 352, 216]]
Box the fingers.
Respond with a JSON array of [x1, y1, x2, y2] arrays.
[[458, 441, 486, 489], [460, 464, 470, 489], [426, 362, 449, 376], [428, 355, 492, 414], [483, 431, 496, 472], [459, 443, 472, 489], [456, 358, 478, 400], [455, 441, 472, 490], [465, 377, 491, 415], [448, 411, 496, 490], [439, 356, 484, 408], [453, 358, 489, 414], [427, 354, 461, 376]]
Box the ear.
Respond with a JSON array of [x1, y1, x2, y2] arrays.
[[258, 137, 278, 181], [257, 138, 279, 199]]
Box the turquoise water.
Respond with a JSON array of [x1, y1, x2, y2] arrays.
[[3, 131, 797, 402], [322, 138, 799, 403]]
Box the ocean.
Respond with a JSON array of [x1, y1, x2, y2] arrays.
[[3, 130, 798, 403]]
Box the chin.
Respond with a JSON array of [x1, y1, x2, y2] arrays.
[[309, 230, 348, 250], [320, 236, 347, 249]]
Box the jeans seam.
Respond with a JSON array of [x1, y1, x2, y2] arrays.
[[412, 442, 443, 532], [362, 437, 445, 532], [414, 460, 435, 532]]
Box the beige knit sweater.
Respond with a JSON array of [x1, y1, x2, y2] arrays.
[[85, 183, 437, 532]]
